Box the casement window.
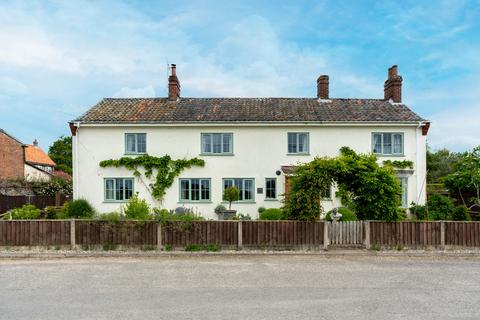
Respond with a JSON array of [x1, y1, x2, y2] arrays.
[[104, 178, 134, 201], [288, 132, 309, 154], [398, 177, 408, 208], [179, 178, 211, 202], [265, 178, 277, 199], [223, 178, 255, 201], [372, 133, 403, 155], [125, 133, 146, 154], [201, 133, 233, 154]]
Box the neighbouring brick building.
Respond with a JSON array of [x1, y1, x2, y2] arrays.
[[0, 129, 25, 180], [0, 129, 56, 181]]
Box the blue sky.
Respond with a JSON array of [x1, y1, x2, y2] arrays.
[[0, 0, 479, 151]]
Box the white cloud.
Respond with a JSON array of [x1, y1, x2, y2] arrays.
[[0, 76, 27, 94]]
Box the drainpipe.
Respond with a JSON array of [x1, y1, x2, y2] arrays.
[[415, 121, 422, 205], [74, 122, 80, 199]]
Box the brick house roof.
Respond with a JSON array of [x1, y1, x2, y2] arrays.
[[25, 145, 56, 167], [74, 97, 426, 124]]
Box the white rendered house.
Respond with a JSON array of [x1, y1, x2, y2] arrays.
[[70, 65, 429, 219]]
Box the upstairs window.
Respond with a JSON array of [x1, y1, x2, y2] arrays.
[[223, 178, 255, 202], [288, 133, 309, 154], [125, 133, 146, 154], [104, 178, 134, 201], [372, 133, 403, 155], [179, 178, 211, 202], [201, 133, 233, 155]]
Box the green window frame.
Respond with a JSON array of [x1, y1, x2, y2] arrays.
[[125, 133, 147, 154], [287, 132, 309, 154], [201, 133, 233, 155], [179, 178, 211, 202], [265, 178, 277, 199], [104, 178, 134, 202], [223, 178, 255, 202], [372, 132, 404, 155]]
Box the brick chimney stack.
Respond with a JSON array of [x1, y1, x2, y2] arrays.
[[317, 75, 329, 99], [168, 64, 180, 101], [384, 65, 402, 103]]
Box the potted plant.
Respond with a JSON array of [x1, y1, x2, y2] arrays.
[[219, 186, 240, 220]]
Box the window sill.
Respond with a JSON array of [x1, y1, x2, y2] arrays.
[[221, 201, 256, 204], [177, 201, 213, 204], [199, 153, 234, 156], [264, 198, 279, 202], [103, 200, 129, 203], [286, 153, 310, 156], [374, 154, 405, 157], [124, 153, 147, 156]]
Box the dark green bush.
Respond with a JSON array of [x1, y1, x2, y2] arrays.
[[124, 193, 151, 220], [451, 206, 472, 221], [410, 203, 427, 220], [153, 208, 204, 223], [214, 204, 226, 214], [67, 199, 95, 218], [7, 205, 41, 220], [259, 208, 284, 220], [428, 194, 455, 220], [44, 206, 64, 219], [257, 207, 266, 214], [324, 207, 357, 221], [97, 211, 124, 223]]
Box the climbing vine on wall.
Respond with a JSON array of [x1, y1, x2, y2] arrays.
[[99, 155, 205, 200], [382, 160, 414, 169]]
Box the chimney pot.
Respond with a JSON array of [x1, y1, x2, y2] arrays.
[[317, 75, 329, 99], [33, 139, 38, 147], [168, 64, 180, 101]]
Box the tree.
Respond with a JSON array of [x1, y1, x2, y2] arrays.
[[443, 146, 480, 209], [48, 136, 72, 175], [283, 147, 402, 221], [223, 187, 240, 210], [427, 147, 462, 183]]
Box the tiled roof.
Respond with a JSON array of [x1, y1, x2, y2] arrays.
[[74, 97, 426, 124], [25, 145, 56, 167], [0, 128, 24, 145]]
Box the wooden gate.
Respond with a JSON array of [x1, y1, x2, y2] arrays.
[[328, 221, 365, 246]]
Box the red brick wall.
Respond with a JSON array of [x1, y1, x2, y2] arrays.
[[0, 131, 24, 179]]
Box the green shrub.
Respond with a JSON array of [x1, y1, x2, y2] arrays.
[[164, 244, 173, 251], [97, 211, 124, 223], [410, 203, 427, 220], [428, 194, 455, 220], [153, 208, 204, 223], [325, 207, 357, 221], [259, 208, 284, 220], [223, 187, 240, 210], [214, 204, 226, 214], [124, 193, 151, 220], [184, 244, 220, 252], [67, 199, 95, 218], [7, 205, 41, 220], [451, 206, 472, 221], [257, 207, 266, 214], [44, 206, 64, 219]]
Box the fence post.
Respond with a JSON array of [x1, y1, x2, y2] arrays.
[[323, 222, 329, 250], [440, 221, 445, 250], [364, 221, 371, 249], [157, 222, 163, 251], [70, 219, 76, 249], [238, 221, 243, 250]]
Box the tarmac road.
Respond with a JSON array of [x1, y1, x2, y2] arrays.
[[0, 254, 479, 319]]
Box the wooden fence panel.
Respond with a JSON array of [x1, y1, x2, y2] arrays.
[[370, 221, 442, 248], [0, 194, 71, 214], [75, 221, 157, 246], [242, 221, 324, 248], [445, 222, 480, 247], [329, 221, 364, 245], [0, 220, 70, 246], [162, 221, 238, 247]]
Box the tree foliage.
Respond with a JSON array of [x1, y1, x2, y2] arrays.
[[427, 148, 461, 183], [99, 155, 204, 200], [442, 146, 480, 208], [48, 136, 72, 175], [283, 147, 402, 221], [223, 186, 240, 210]]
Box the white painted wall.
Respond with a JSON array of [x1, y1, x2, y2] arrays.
[[24, 164, 52, 182], [73, 124, 426, 219]]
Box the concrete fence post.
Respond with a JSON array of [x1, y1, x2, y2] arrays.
[[157, 223, 163, 251], [323, 221, 329, 250], [70, 219, 76, 249], [440, 221, 445, 250], [364, 221, 371, 249], [238, 221, 243, 250]]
